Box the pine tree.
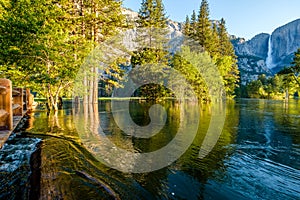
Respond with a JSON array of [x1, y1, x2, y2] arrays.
[[196, 0, 213, 51], [181, 1, 240, 98], [132, 0, 170, 100], [190, 10, 197, 38], [215, 18, 239, 98], [218, 18, 235, 57], [292, 48, 300, 73], [153, 0, 167, 28], [171, 49, 210, 100], [278, 48, 300, 87], [210, 23, 220, 57], [134, 0, 169, 64], [136, 0, 168, 49], [84, 0, 125, 104], [184, 15, 191, 36]]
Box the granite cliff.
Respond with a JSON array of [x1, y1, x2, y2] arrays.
[[232, 33, 272, 84], [271, 19, 300, 72], [233, 19, 300, 84], [121, 8, 183, 52], [122, 9, 300, 85]]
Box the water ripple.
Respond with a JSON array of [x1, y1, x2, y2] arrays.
[[220, 151, 300, 200]]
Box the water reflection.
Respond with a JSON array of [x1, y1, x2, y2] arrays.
[[74, 100, 238, 198], [0, 99, 299, 199]]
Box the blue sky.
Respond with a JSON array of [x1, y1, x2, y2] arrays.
[[122, 0, 300, 40]]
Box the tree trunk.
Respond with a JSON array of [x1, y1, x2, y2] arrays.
[[80, 0, 88, 105], [93, 67, 98, 103], [92, 0, 98, 104], [83, 72, 88, 104], [89, 69, 94, 104], [47, 85, 58, 111]]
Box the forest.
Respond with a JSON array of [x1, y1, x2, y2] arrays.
[[0, 0, 298, 110]]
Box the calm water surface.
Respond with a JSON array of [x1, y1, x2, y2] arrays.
[[0, 99, 299, 199]]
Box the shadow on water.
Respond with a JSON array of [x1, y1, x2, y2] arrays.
[[0, 99, 299, 199]]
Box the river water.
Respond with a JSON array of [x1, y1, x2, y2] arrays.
[[0, 99, 299, 200]]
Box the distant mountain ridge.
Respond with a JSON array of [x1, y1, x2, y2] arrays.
[[122, 9, 300, 85]]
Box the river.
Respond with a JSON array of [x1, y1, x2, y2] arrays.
[[0, 99, 299, 200]]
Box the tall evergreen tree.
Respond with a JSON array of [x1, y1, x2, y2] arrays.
[[196, 0, 213, 52], [190, 10, 197, 38], [210, 23, 220, 57], [153, 0, 167, 28], [278, 48, 300, 87], [291, 48, 300, 73], [218, 18, 235, 57], [215, 18, 239, 98], [136, 0, 167, 49], [184, 15, 191, 36], [183, 1, 240, 98], [82, 0, 125, 104], [131, 0, 170, 100]]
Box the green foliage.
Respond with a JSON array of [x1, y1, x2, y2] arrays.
[[214, 56, 239, 98], [278, 48, 300, 87], [171, 46, 223, 101], [244, 74, 299, 99], [130, 48, 170, 100], [244, 48, 300, 99], [171, 53, 208, 101], [138, 0, 167, 28], [189, 10, 197, 38], [246, 79, 264, 98], [196, 0, 212, 48], [184, 15, 191, 36], [210, 24, 220, 57], [131, 63, 173, 100], [130, 0, 170, 100], [183, 0, 240, 98], [218, 18, 235, 57], [131, 48, 168, 67], [137, 0, 168, 49], [292, 48, 300, 72], [0, 0, 125, 109]]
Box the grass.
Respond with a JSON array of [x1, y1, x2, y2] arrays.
[[34, 97, 147, 102]]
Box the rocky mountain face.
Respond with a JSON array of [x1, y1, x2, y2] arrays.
[[233, 19, 300, 84], [121, 8, 183, 52], [122, 9, 300, 85], [271, 19, 300, 71], [232, 33, 273, 84]]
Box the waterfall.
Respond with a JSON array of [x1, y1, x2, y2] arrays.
[[266, 35, 273, 68]]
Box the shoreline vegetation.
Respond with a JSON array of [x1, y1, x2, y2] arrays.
[[0, 0, 299, 109], [34, 96, 299, 102]]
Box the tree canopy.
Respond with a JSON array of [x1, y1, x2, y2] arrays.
[[0, 0, 125, 110], [183, 0, 239, 98]]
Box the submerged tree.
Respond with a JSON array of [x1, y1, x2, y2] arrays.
[[0, 0, 78, 110], [131, 0, 170, 100], [215, 18, 239, 98], [0, 0, 125, 110], [183, 0, 239, 98]]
